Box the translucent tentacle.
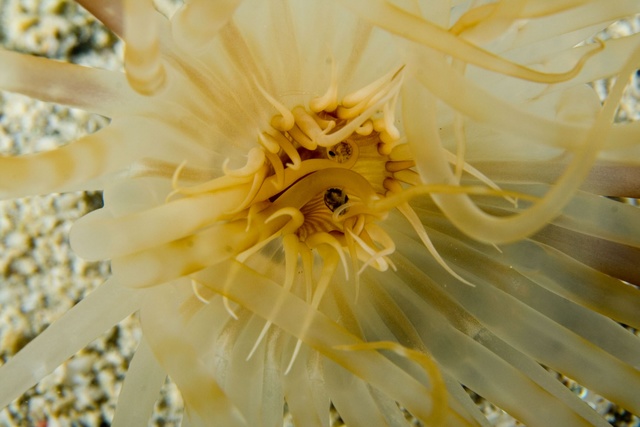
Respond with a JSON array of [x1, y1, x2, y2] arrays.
[[358, 275, 484, 426], [122, 0, 166, 95], [443, 150, 517, 205], [449, 0, 527, 44], [192, 261, 446, 426], [379, 255, 610, 427], [412, 204, 640, 330], [140, 285, 247, 427], [333, 341, 447, 427], [284, 246, 340, 375], [391, 227, 640, 415], [75, 0, 124, 37], [246, 234, 300, 361], [0, 279, 143, 410], [0, 116, 208, 200], [534, 224, 640, 288], [340, 0, 601, 83], [70, 185, 248, 261], [403, 43, 638, 244], [110, 219, 257, 288], [322, 359, 400, 427], [0, 49, 141, 117], [282, 348, 330, 427], [172, 0, 243, 51], [409, 46, 639, 152], [471, 159, 640, 199], [111, 338, 167, 427], [505, 1, 640, 53]]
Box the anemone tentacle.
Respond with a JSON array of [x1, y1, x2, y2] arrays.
[[0, 279, 143, 410], [0, 49, 138, 117]]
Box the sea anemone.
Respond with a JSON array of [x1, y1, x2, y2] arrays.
[[1, 0, 639, 426]]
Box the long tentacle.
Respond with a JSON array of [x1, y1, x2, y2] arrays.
[[0, 49, 141, 117], [111, 338, 167, 427], [75, 0, 124, 37], [0, 279, 144, 410], [192, 260, 447, 426]]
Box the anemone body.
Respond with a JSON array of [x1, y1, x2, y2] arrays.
[[1, 0, 640, 426]]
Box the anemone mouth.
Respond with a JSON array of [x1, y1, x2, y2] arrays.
[[145, 66, 407, 277], [150, 62, 508, 293]]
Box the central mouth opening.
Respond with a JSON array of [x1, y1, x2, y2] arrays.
[[167, 66, 412, 276]]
